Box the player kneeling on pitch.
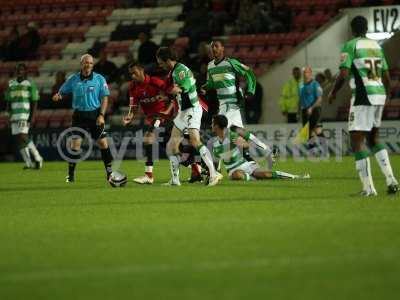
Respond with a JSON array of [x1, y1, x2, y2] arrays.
[[211, 115, 309, 181]]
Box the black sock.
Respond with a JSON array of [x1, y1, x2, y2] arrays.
[[68, 153, 80, 178], [243, 149, 254, 162], [144, 143, 153, 167], [101, 148, 113, 177]]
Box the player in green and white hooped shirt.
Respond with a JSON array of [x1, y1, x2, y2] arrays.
[[211, 115, 308, 181], [156, 47, 222, 186], [203, 39, 275, 170], [329, 16, 398, 196], [4, 63, 43, 169]]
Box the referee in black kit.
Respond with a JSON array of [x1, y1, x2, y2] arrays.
[[52, 54, 113, 183]]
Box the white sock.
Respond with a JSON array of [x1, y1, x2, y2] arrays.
[[20, 147, 33, 168], [198, 145, 216, 178], [375, 149, 398, 186], [355, 157, 376, 193], [145, 165, 153, 174], [274, 170, 296, 179], [27, 141, 42, 162], [169, 155, 180, 183]]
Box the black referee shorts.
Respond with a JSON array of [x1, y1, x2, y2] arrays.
[[302, 106, 322, 131], [71, 109, 106, 141]]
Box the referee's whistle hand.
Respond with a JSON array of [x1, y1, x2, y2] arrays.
[[52, 93, 62, 102]]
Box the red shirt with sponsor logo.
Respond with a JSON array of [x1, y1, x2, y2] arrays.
[[128, 75, 172, 116]]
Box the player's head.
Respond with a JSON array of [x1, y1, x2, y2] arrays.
[[292, 67, 301, 80], [303, 66, 313, 82], [128, 61, 145, 83], [80, 53, 94, 76], [210, 39, 225, 60], [156, 47, 177, 71], [212, 114, 228, 134], [351, 16, 368, 37], [15, 63, 27, 81]]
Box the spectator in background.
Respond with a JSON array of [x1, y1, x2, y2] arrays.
[[190, 41, 211, 86], [299, 66, 325, 148], [279, 67, 301, 123], [137, 32, 159, 69], [209, 0, 229, 36], [93, 49, 118, 84], [2, 26, 19, 61], [17, 22, 41, 60], [271, 0, 292, 32], [234, 0, 258, 34], [180, 0, 210, 51], [245, 81, 263, 124]]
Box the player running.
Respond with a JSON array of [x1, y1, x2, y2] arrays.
[[5, 63, 43, 169], [211, 114, 308, 181], [122, 62, 201, 184], [329, 16, 398, 196], [156, 47, 222, 186], [202, 39, 275, 169]]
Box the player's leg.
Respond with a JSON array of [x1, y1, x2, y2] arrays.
[[134, 129, 155, 184], [66, 136, 82, 182], [21, 121, 43, 169], [15, 132, 33, 169], [97, 137, 113, 180], [188, 128, 222, 186], [366, 107, 398, 194], [165, 125, 183, 185], [225, 109, 274, 169], [348, 104, 377, 196], [252, 169, 305, 179]]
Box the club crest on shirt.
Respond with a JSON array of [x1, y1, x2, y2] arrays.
[[178, 71, 185, 80]]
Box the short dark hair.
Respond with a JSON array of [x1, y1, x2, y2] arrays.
[[156, 47, 177, 62], [211, 39, 225, 47], [351, 16, 368, 37], [213, 114, 228, 129], [16, 62, 27, 70], [128, 61, 143, 70]]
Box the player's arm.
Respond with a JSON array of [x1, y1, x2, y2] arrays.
[[381, 54, 391, 99], [29, 82, 40, 123], [311, 82, 323, 109], [97, 78, 111, 126], [201, 69, 214, 94], [53, 75, 72, 102], [123, 84, 139, 126], [229, 58, 256, 95], [382, 70, 391, 99], [329, 42, 353, 103]]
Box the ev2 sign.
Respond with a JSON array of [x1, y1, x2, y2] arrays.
[[371, 6, 400, 33]]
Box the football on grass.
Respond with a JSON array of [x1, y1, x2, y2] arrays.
[[108, 171, 128, 187]]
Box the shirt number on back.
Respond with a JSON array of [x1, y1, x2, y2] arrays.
[[364, 59, 382, 81]]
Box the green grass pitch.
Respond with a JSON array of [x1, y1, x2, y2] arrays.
[[0, 157, 400, 300]]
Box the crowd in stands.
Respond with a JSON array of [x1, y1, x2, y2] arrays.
[[0, 0, 398, 127], [0, 22, 41, 61]]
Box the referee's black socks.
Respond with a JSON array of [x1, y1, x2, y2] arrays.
[[101, 147, 113, 178]]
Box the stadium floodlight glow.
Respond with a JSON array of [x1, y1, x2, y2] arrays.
[[366, 32, 394, 40]]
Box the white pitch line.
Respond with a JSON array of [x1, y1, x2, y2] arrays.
[[0, 251, 398, 283]]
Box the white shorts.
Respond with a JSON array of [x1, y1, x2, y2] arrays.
[[228, 161, 259, 178], [173, 105, 202, 132], [11, 120, 30, 135], [348, 104, 384, 131], [219, 105, 243, 128]]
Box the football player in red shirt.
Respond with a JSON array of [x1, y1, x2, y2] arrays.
[[122, 62, 202, 184]]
